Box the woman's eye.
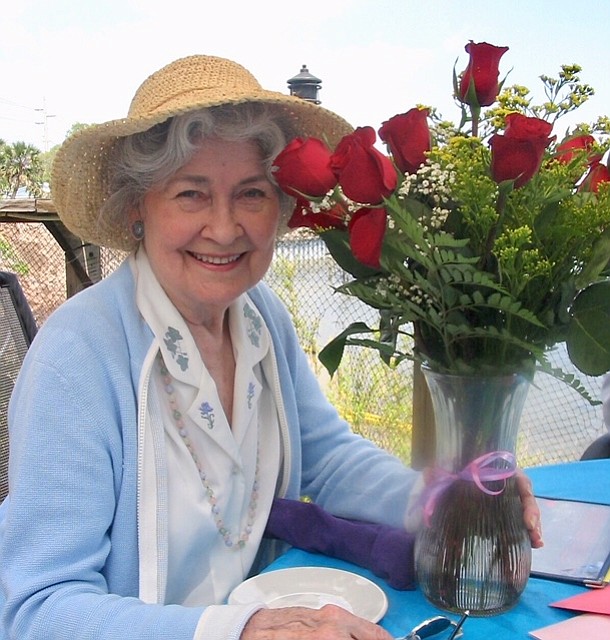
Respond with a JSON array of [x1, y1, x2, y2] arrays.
[[177, 190, 204, 199], [241, 187, 266, 199]]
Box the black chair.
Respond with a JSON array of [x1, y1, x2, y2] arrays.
[[0, 272, 37, 502], [581, 432, 610, 460]]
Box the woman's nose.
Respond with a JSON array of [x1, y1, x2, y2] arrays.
[[201, 199, 244, 243]]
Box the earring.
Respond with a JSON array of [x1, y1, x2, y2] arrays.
[[131, 220, 145, 241]]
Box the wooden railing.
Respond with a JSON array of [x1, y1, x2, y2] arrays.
[[0, 198, 100, 297]]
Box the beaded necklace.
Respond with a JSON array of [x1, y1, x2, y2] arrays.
[[159, 357, 260, 549]]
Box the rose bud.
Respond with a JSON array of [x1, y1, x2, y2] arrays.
[[330, 127, 397, 205], [459, 41, 509, 107], [490, 113, 554, 188], [578, 161, 610, 193], [379, 108, 431, 175], [556, 133, 600, 165], [273, 137, 337, 198], [348, 207, 387, 268]]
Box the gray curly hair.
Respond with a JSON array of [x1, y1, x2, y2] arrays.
[[100, 102, 297, 241]]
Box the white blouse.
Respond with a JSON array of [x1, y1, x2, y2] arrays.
[[133, 249, 281, 606]]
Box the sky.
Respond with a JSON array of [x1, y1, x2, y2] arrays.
[[2, 0, 610, 152]]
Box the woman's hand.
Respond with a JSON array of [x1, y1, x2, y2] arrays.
[[515, 468, 543, 548], [413, 467, 543, 549], [241, 605, 393, 640]]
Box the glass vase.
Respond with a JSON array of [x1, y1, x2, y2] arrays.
[[414, 368, 532, 616]]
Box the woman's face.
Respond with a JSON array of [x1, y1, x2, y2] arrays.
[[136, 137, 281, 326]]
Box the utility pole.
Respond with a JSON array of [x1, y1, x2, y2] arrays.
[[35, 99, 56, 151]]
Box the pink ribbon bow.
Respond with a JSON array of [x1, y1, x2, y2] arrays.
[[421, 450, 517, 527]]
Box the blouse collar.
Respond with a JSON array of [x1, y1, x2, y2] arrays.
[[131, 248, 270, 388]]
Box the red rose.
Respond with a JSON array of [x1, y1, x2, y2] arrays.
[[330, 127, 398, 205], [459, 41, 509, 107], [578, 161, 610, 193], [503, 112, 554, 140], [287, 197, 347, 231], [348, 207, 387, 268], [556, 134, 601, 165], [489, 113, 554, 188], [272, 137, 337, 198], [378, 108, 431, 175]]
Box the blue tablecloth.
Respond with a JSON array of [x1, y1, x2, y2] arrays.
[[264, 458, 610, 638]]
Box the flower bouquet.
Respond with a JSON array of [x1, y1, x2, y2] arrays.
[[273, 41, 610, 615], [273, 42, 610, 387]]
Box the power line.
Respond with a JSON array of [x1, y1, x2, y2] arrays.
[[0, 96, 58, 149], [0, 97, 37, 111], [0, 115, 34, 123]]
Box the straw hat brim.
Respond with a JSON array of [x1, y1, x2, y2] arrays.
[[51, 55, 353, 251]]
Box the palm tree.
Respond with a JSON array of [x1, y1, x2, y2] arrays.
[[0, 139, 7, 196], [0, 141, 44, 198]]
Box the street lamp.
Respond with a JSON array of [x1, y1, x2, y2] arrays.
[[287, 65, 322, 104]]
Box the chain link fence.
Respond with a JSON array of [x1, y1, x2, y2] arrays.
[[264, 234, 607, 466], [265, 234, 415, 463], [0, 223, 605, 465]]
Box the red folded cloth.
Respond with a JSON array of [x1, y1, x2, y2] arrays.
[[264, 497, 416, 590]]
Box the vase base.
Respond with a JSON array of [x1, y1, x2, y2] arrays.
[[421, 582, 523, 617]]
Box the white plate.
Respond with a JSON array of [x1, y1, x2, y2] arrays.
[[228, 566, 388, 622]]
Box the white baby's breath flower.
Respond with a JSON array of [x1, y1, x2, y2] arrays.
[[398, 175, 415, 197], [309, 201, 323, 213], [430, 206, 450, 228], [375, 281, 389, 298]]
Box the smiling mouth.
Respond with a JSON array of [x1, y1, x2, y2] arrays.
[[189, 251, 243, 265]]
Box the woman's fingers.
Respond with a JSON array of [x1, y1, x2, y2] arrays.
[[241, 605, 393, 640], [515, 469, 543, 548]]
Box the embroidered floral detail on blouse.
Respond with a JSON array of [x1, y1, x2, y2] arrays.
[[247, 381, 255, 409], [163, 326, 189, 371], [199, 402, 215, 429], [243, 303, 262, 348]]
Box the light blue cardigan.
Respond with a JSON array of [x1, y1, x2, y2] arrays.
[[0, 259, 417, 640]]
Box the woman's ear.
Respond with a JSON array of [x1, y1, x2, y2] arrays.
[[128, 205, 144, 226]]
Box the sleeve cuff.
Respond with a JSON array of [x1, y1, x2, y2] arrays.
[[192, 602, 266, 640]]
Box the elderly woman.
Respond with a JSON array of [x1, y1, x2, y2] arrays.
[[0, 55, 541, 640]]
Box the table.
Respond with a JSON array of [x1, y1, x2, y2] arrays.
[[265, 458, 610, 638]]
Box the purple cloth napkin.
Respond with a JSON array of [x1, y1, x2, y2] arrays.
[[264, 497, 416, 590]]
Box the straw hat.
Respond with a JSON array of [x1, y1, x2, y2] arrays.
[[51, 54, 353, 251]]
